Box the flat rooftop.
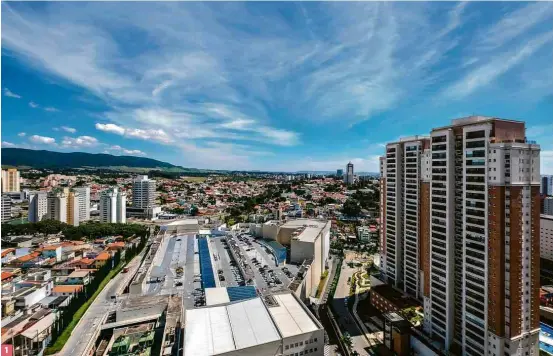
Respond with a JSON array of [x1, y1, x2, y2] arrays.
[[293, 226, 321, 243], [281, 219, 327, 229], [184, 293, 321, 356], [266, 293, 319, 338], [185, 297, 280, 356]]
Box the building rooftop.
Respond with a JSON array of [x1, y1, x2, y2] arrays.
[[52, 285, 83, 294], [185, 297, 280, 356], [68, 270, 91, 278], [266, 293, 319, 338]]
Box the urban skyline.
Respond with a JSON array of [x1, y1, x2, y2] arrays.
[[1, 2, 552, 173]]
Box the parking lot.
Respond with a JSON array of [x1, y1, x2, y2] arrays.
[[231, 232, 301, 294], [211, 237, 244, 287]]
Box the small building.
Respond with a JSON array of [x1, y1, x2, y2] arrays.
[[94, 251, 111, 268], [370, 284, 419, 314], [41, 245, 62, 262], [52, 284, 83, 297], [66, 270, 91, 285]]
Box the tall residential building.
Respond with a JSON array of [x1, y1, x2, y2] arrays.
[[542, 175, 553, 196], [100, 188, 126, 223], [345, 162, 354, 185], [2, 168, 21, 192], [132, 175, 156, 208], [72, 186, 91, 222], [2, 194, 12, 223], [379, 116, 541, 355], [540, 215, 553, 262], [46, 190, 67, 223], [544, 197, 553, 215], [66, 191, 80, 226], [28, 191, 48, 222]]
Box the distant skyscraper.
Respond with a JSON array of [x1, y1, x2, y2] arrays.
[[28, 191, 48, 222], [337, 169, 343, 177], [542, 175, 553, 196], [379, 116, 541, 355], [345, 162, 354, 185], [132, 175, 156, 208], [2, 194, 12, 223], [100, 187, 126, 223], [2, 168, 20, 192], [46, 190, 67, 223], [72, 186, 91, 222], [545, 197, 553, 215]]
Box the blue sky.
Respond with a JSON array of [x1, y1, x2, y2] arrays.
[[1, 2, 552, 173]]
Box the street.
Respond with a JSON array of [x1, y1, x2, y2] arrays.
[[332, 261, 370, 356]]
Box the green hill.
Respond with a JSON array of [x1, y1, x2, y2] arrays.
[[1, 148, 192, 172]]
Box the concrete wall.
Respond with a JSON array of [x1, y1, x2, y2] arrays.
[[291, 240, 314, 264], [410, 334, 440, 356], [277, 226, 297, 246], [219, 340, 282, 356], [282, 330, 325, 356], [263, 224, 280, 241]]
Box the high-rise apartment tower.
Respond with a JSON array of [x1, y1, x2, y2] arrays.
[[379, 116, 541, 355], [132, 175, 156, 208], [2, 168, 20, 192]]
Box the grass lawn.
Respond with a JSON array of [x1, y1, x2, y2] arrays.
[[44, 261, 126, 355], [181, 176, 207, 182]]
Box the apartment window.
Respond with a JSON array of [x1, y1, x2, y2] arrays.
[[286, 345, 289, 350], [300, 342, 303, 346], [295, 343, 299, 347], [314, 338, 318, 342]]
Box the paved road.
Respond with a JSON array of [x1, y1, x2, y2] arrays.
[[332, 262, 370, 356], [59, 251, 145, 356]]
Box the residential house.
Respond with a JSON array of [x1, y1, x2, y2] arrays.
[[41, 245, 62, 262], [66, 270, 91, 285], [52, 285, 83, 297], [94, 252, 111, 268], [1, 248, 16, 264], [106, 241, 125, 251]]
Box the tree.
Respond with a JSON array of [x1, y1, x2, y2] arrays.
[[190, 206, 199, 216], [341, 333, 353, 350], [342, 199, 361, 217]]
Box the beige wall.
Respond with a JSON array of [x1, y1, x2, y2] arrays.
[[278, 226, 297, 245], [263, 224, 280, 241]]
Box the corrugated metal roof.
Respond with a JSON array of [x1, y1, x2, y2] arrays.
[[268, 294, 318, 338], [185, 298, 280, 356]]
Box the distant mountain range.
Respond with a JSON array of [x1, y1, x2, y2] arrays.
[[1, 148, 381, 175], [1, 148, 193, 172]]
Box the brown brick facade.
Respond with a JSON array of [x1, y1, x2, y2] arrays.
[[509, 186, 523, 337], [488, 186, 505, 336], [530, 186, 541, 329], [420, 182, 430, 298]]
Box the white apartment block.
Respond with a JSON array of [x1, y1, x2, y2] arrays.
[[545, 197, 553, 215], [541, 215, 553, 262], [379, 116, 541, 356], [100, 188, 126, 223], [46, 191, 67, 223], [72, 186, 91, 222], [132, 175, 156, 208], [28, 191, 48, 223], [2, 194, 12, 223]]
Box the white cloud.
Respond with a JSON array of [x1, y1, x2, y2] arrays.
[[18, 132, 26, 137], [96, 122, 172, 144], [122, 149, 146, 156], [44, 107, 59, 112], [3, 88, 21, 98], [95, 123, 126, 135], [2, 141, 17, 147], [105, 144, 146, 156], [29, 101, 39, 108], [61, 135, 99, 148], [60, 126, 77, 133], [29, 135, 56, 145], [443, 30, 553, 99]]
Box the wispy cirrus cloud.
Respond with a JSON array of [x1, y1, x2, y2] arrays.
[[2, 2, 552, 170], [4, 88, 21, 98]]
